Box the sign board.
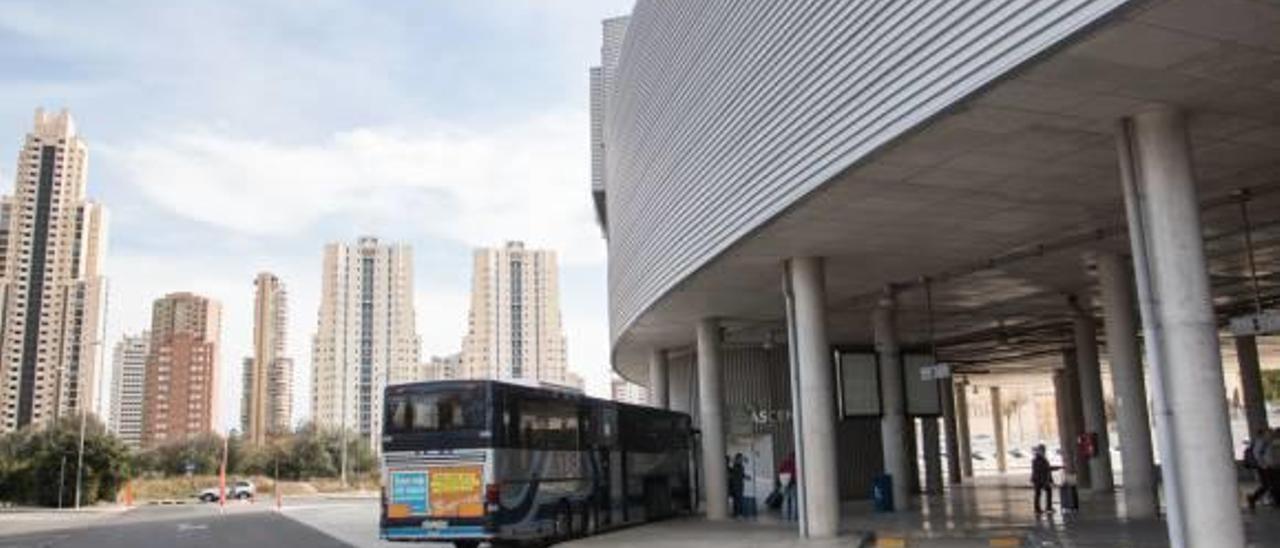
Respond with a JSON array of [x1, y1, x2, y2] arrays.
[[837, 351, 880, 417], [184, 461, 196, 476], [1230, 310, 1280, 336], [429, 465, 484, 518], [920, 362, 951, 381], [388, 470, 429, 517], [904, 354, 942, 416]]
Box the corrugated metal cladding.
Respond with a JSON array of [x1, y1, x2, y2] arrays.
[[667, 346, 887, 500], [604, 0, 1132, 344]]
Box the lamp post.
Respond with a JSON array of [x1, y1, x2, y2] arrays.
[[75, 279, 109, 510], [58, 454, 68, 509]]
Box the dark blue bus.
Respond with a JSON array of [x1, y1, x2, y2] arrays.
[[379, 380, 694, 547]]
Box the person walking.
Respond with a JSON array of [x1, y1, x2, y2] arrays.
[[777, 451, 797, 521], [729, 453, 748, 518], [1031, 444, 1058, 514], [1247, 429, 1270, 510]]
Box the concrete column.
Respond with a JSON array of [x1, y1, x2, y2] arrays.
[[990, 386, 1007, 474], [1062, 346, 1091, 489], [1071, 300, 1114, 491], [955, 381, 974, 479], [696, 318, 728, 521], [923, 418, 943, 494], [785, 257, 840, 537], [941, 379, 962, 484], [1053, 365, 1078, 478], [1097, 252, 1157, 518], [1236, 335, 1269, 437], [874, 294, 910, 510], [648, 348, 669, 409], [1121, 106, 1243, 547]]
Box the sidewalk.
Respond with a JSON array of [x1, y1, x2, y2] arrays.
[[0, 504, 132, 537], [565, 475, 1280, 547]]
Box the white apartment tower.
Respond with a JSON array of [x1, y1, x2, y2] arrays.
[[419, 353, 462, 382], [242, 272, 292, 444], [109, 332, 149, 447], [611, 375, 648, 406], [0, 108, 108, 433], [460, 242, 569, 386], [312, 237, 420, 447]]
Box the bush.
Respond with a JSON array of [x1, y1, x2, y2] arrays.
[[0, 416, 131, 507], [1263, 370, 1280, 404], [131, 422, 376, 482]]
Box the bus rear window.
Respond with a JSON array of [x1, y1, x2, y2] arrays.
[[387, 389, 485, 433]]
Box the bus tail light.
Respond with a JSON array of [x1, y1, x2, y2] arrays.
[[485, 483, 501, 512]]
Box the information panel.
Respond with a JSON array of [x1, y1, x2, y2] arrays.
[[904, 353, 942, 416], [837, 351, 880, 417]]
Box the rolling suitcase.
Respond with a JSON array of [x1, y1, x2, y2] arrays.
[[1059, 484, 1079, 512]]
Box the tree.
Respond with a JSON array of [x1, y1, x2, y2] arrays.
[[126, 423, 376, 482], [1262, 370, 1280, 405], [0, 416, 131, 507]]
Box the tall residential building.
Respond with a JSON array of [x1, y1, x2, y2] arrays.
[[241, 272, 291, 444], [0, 108, 108, 433], [142, 292, 221, 446], [589, 16, 629, 233], [312, 237, 420, 448], [109, 332, 149, 448], [460, 241, 569, 386], [611, 375, 648, 406], [418, 353, 462, 382]]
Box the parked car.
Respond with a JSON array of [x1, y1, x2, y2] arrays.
[[197, 480, 255, 502]]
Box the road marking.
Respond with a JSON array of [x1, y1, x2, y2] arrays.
[[278, 503, 370, 512], [176, 523, 209, 533]]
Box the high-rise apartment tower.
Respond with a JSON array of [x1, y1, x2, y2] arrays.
[[142, 292, 221, 445], [460, 241, 569, 386], [312, 237, 420, 448], [109, 332, 149, 447], [0, 108, 108, 433], [242, 272, 291, 444]]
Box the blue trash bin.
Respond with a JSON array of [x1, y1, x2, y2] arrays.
[[872, 474, 894, 512]]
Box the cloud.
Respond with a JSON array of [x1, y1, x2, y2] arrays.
[[98, 112, 605, 265], [5, 0, 634, 427]]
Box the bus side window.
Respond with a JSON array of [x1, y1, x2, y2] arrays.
[[579, 408, 593, 448], [506, 395, 520, 447], [519, 397, 579, 450]]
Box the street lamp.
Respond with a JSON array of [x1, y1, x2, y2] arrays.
[[75, 279, 110, 510]]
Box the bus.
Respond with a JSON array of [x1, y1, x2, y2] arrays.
[[379, 380, 695, 547]]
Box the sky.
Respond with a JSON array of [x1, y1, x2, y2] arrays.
[[0, 0, 634, 432]]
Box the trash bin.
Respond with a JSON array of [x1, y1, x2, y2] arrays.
[[872, 474, 894, 512]]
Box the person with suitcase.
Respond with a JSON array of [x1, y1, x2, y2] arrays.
[[1031, 444, 1061, 514]]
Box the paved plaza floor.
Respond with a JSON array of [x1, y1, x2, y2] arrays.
[[563, 475, 1280, 547]]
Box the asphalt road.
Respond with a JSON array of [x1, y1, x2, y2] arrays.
[[280, 499, 448, 548], [0, 501, 366, 548]]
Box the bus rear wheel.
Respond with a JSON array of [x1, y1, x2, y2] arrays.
[[452, 542, 479, 548]]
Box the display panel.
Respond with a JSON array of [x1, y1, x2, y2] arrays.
[[904, 353, 942, 416], [838, 351, 880, 417]]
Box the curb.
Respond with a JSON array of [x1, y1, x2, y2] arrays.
[[145, 499, 195, 506]]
